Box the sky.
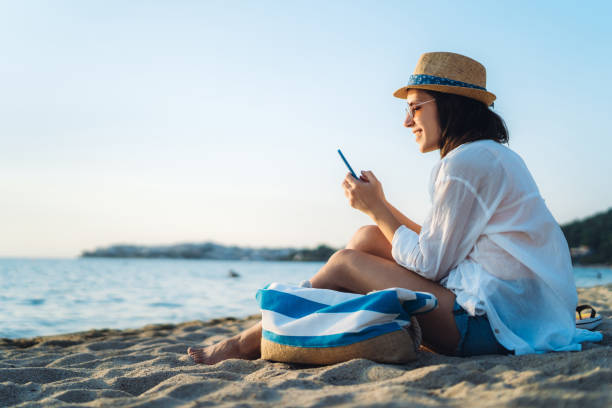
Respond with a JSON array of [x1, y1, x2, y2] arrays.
[[1, 1, 611, 258]]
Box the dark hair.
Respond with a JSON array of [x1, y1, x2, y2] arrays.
[[423, 90, 509, 158]]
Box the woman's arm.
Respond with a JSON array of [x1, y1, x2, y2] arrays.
[[392, 176, 488, 281], [343, 169, 486, 282], [384, 200, 421, 235]]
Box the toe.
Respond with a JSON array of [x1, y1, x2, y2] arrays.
[[187, 348, 204, 363]]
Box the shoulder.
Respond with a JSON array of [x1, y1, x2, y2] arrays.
[[436, 140, 506, 182]]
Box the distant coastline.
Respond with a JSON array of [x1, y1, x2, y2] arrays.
[[561, 207, 612, 266], [81, 242, 337, 262], [81, 207, 612, 265]]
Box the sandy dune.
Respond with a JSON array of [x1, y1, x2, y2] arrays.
[[1, 284, 610, 407]]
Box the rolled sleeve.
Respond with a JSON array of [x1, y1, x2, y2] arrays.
[[391, 176, 489, 282], [391, 225, 420, 270]]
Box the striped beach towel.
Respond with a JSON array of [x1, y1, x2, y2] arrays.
[[256, 282, 438, 365]]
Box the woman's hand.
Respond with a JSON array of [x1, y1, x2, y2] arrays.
[[343, 170, 403, 243], [342, 170, 387, 219]]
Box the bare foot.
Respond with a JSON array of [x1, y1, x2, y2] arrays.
[[187, 336, 255, 365]]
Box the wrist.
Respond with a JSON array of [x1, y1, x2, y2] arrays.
[[370, 202, 392, 223], [370, 203, 402, 243], [368, 201, 387, 219]]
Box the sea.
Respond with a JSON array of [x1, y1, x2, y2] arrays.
[[1, 258, 611, 339]]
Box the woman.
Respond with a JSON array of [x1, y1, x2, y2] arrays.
[[189, 52, 591, 362]]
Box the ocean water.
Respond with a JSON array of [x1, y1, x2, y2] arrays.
[[0, 258, 322, 339], [1, 258, 610, 339]]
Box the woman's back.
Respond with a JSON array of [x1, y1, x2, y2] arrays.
[[437, 140, 579, 354]]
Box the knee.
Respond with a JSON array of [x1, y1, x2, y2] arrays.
[[311, 248, 356, 290], [346, 225, 383, 251], [329, 248, 357, 264]]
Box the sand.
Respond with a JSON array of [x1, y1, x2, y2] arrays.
[[1, 284, 610, 408]]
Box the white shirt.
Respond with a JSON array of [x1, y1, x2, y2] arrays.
[[391, 140, 602, 355]]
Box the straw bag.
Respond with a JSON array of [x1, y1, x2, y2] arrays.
[[256, 282, 437, 365]]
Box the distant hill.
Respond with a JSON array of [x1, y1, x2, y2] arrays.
[[81, 242, 337, 262], [82, 208, 612, 265], [561, 207, 612, 265]]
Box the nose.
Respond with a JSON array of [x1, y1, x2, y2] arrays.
[[404, 112, 414, 128]]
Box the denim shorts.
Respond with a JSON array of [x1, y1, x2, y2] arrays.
[[453, 302, 512, 357]]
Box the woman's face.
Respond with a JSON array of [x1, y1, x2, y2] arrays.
[[404, 89, 442, 153]]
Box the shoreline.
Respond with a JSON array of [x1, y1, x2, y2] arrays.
[[1, 284, 610, 407], [572, 263, 612, 269]]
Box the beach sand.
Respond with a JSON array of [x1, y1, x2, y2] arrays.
[[1, 284, 610, 408]]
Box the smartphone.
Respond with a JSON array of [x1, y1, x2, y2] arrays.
[[337, 149, 359, 179]]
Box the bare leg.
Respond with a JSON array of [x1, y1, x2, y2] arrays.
[[309, 248, 459, 354], [188, 225, 459, 363], [346, 225, 394, 260]]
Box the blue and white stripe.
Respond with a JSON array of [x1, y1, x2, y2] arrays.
[[256, 283, 437, 348]]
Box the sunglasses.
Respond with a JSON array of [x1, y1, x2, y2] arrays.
[[404, 99, 435, 121]]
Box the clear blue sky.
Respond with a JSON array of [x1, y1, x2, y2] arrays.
[[1, 1, 611, 258]]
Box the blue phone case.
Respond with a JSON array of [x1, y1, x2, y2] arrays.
[[337, 149, 358, 179]]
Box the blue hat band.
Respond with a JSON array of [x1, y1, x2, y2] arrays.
[[407, 74, 487, 91]]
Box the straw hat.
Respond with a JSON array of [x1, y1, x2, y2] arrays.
[[393, 52, 496, 106]]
